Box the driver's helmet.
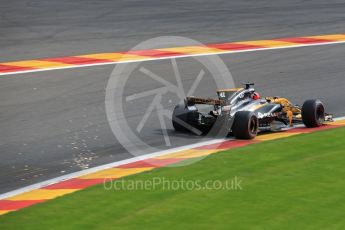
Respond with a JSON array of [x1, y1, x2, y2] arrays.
[[252, 92, 261, 100]]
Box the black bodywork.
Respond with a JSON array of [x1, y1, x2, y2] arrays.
[[172, 83, 333, 139]]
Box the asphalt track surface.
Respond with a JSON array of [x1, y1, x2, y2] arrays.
[[1, 0, 345, 193]]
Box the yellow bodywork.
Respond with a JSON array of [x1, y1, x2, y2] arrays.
[[266, 97, 302, 126]]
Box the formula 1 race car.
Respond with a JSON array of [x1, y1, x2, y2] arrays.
[[172, 83, 333, 139]]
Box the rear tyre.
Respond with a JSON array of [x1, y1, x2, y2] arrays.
[[172, 103, 190, 132], [232, 111, 258, 139], [302, 99, 325, 128]]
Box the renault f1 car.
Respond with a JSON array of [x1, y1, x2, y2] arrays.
[[172, 83, 333, 139]]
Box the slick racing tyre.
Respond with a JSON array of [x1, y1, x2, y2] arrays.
[[302, 99, 325, 128], [232, 111, 258, 139], [172, 103, 191, 132], [172, 103, 212, 135]]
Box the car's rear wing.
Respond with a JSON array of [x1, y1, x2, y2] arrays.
[[186, 97, 225, 106]]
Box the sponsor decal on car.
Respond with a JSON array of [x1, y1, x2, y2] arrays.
[[257, 112, 280, 119]]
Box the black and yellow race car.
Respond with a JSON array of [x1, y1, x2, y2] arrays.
[[172, 83, 333, 139]]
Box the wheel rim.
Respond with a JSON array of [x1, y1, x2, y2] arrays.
[[249, 117, 257, 134], [316, 105, 325, 124]]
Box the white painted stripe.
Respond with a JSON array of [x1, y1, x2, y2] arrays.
[[1, 40, 345, 76], [0, 138, 229, 200], [1, 116, 344, 200]]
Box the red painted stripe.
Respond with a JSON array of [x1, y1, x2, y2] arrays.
[[208, 43, 264, 51], [0, 64, 36, 73], [194, 140, 258, 150], [0, 200, 45, 210], [1, 34, 344, 76], [44, 178, 104, 189], [117, 158, 185, 168], [42, 56, 112, 65], [275, 37, 331, 44], [124, 49, 185, 58]]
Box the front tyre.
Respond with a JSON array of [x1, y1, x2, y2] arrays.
[[232, 111, 258, 139], [302, 99, 325, 128]]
